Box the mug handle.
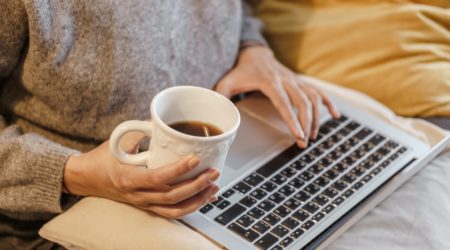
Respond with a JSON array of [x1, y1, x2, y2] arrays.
[[109, 120, 153, 166]]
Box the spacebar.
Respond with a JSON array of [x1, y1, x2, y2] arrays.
[[256, 144, 303, 177]]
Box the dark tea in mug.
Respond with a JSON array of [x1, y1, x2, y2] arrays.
[[168, 120, 223, 137]]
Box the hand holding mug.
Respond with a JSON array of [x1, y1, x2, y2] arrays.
[[63, 132, 220, 218]]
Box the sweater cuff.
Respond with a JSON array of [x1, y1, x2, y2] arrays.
[[33, 142, 80, 214]]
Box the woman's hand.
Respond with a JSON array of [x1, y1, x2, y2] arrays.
[[216, 46, 340, 148], [64, 132, 219, 219]]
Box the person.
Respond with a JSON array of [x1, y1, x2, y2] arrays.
[[0, 1, 339, 248]]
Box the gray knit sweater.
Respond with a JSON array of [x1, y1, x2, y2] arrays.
[[0, 0, 266, 248]]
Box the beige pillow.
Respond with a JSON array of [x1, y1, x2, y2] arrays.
[[39, 197, 221, 250], [253, 0, 450, 117]]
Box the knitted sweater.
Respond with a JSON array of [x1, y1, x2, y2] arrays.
[[0, 0, 266, 248]]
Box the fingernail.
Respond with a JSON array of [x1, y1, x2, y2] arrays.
[[297, 138, 308, 148], [188, 156, 199, 168], [209, 196, 218, 202]]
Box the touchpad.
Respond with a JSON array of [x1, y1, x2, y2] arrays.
[[225, 110, 288, 170]]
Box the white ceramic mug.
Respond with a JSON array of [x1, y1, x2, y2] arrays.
[[109, 86, 240, 182]]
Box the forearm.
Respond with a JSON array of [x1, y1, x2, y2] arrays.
[[0, 125, 79, 213]]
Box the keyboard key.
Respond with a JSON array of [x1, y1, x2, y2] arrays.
[[327, 150, 343, 160], [255, 233, 278, 249], [263, 213, 281, 226], [322, 187, 339, 199], [274, 206, 291, 218], [332, 180, 348, 191], [301, 220, 316, 230], [290, 228, 305, 239], [354, 128, 373, 140], [332, 163, 348, 173], [302, 202, 320, 214], [278, 185, 295, 197], [294, 191, 311, 202], [324, 119, 340, 128], [292, 209, 309, 222], [283, 198, 302, 210], [341, 173, 357, 184], [341, 156, 358, 166], [342, 189, 354, 198], [322, 204, 336, 214], [244, 173, 265, 187], [252, 221, 270, 234], [310, 147, 325, 157], [271, 225, 289, 237], [258, 200, 276, 212], [308, 164, 325, 174], [250, 188, 268, 200], [234, 182, 252, 194], [291, 160, 308, 171], [261, 181, 278, 192], [332, 197, 345, 207], [288, 177, 305, 189], [281, 167, 297, 178], [279, 236, 294, 247], [282, 218, 300, 230], [271, 174, 288, 185], [346, 121, 360, 130], [362, 174, 373, 183], [217, 200, 231, 209], [215, 203, 246, 225], [369, 134, 385, 145], [200, 204, 214, 214], [317, 157, 332, 168], [313, 194, 329, 206], [359, 160, 375, 170], [299, 154, 315, 164], [211, 196, 224, 206], [271, 246, 283, 250], [268, 192, 286, 203], [350, 166, 366, 177], [298, 171, 315, 182], [399, 146, 407, 153], [228, 223, 259, 242], [240, 196, 257, 207], [371, 167, 382, 176], [304, 183, 321, 195], [248, 207, 265, 219], [314, 176, 330, 187], [352, 181, 364, 190], [312, 212, 325, 222], [237, 215, 255, 228], [222, 189, 235, 198]]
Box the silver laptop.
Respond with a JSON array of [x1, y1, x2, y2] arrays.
[[182, 93, 450, 250]]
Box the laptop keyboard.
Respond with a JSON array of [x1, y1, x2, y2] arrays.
[[199, 116, 408, 250]]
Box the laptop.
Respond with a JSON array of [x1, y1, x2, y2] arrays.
[[182, 93, 450, 250]]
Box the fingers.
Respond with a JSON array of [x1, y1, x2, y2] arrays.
[[121, 155, 200, 190], [300, 85, 322, 140], [145, 185, 219, 219], [261, 83, 305, 141], [134, 168, 219, 205], [312, 85, 341, 119], [284, 82, 312, 147]]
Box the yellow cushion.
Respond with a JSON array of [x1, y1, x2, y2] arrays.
[[253, 0, 450, 117]]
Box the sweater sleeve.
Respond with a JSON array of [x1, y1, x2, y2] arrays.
[[240, 0, 268, 47], [0, 0, 80, 214]]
